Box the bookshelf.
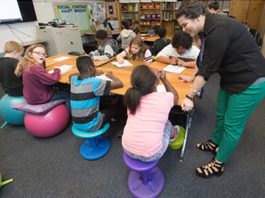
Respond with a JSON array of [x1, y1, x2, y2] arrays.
[[118, 1, 180, 35]]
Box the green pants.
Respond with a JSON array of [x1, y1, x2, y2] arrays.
[[211, 81, 265, 162]]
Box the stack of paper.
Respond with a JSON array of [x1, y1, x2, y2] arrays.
[[53, 56, 70, 62], [48, 64, 73, 74], [112, 60, 132, 68], [163, 64, 185, 74], [96, 74, 113, 81]]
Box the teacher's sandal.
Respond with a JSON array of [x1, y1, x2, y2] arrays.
[[196, 139, 218, 155], [195, 160, 224, 178]]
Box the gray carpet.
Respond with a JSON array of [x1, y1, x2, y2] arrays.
[[0, 75, 265, 198]]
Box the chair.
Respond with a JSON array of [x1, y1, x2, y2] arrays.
[[0, 172, 13, 189], [0, 94, 25, 128], [72, 123, 110, 160], [107, 39, 120, 55], [24, 104, 69, 138], [123, 153, 164, 198], [68, 51, 83, 56], [12, 99, 69, 137]]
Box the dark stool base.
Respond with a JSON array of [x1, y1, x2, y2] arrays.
[[128, 167, 164, 198], [80, 137, 110, 160]]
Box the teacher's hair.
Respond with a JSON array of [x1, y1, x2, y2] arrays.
[[124, 65, 157, 115], [175, 1, 206, 20]]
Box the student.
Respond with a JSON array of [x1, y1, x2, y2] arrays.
[[0, 41, 24, 96], [117, 20, 136, 50], [151, 28, 171, 55], [122, 65, 179, 162], [207, 1, 225, 15], [89, 29, 114, 61], [70, 56, 123, 131], [14, 44, 69, 107], [116, 37, 152, 64], [156, 30, 200, 68], [176, 1, 265, 178]]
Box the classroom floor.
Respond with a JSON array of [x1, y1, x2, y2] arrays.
[[0, 74, 265, 198]]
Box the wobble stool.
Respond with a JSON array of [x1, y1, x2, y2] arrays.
[[123, 153, 164, 198], [72, 123, 110, 160], [169, 126, 185, 150]]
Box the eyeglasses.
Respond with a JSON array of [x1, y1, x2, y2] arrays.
[[32, 51, 47, 57]]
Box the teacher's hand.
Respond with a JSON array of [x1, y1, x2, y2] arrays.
[[181, 98, 194, 111]]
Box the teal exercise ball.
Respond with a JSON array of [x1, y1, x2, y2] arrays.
[[0, 95, 25, 125], [169, 126, 185, 150]]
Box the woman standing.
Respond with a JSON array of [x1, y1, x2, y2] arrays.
[[175, 1, 265, 178]]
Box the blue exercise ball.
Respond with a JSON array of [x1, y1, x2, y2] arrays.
[[0, 95, 25, 125]]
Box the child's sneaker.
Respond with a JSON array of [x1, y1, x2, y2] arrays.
[[169, 125, 180, 143], [169, 126, 185, 150]]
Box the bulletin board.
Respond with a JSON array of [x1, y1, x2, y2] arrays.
[[53, 2, 106, 34]]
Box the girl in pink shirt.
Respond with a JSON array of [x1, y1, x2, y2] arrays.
[[122, 65, 179, 162], [116, 37, 152, 64]]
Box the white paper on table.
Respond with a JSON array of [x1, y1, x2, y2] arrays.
[[112, 60, 133, 67], [163, 64, 185, 74], [157, 84, 166, 93], [48, 64, 73, 74], [53, 56, 70, 62], [96, 74, 113, 81]]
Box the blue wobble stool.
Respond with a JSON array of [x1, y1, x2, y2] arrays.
[[123, 153, 165, 198], [0, 95, 25, 128], [72, 123, 110, 160]]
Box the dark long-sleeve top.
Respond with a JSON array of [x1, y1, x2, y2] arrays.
[[197, 13, 265, 94], [22, 64, 61, 104], [0, 57, 23, 96]]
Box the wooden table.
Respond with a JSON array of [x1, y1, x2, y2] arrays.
[[141, 34, 173, 43], [46, 54, 195, 105], [45, 55, 115, 83], [46, 54, 196, 160]]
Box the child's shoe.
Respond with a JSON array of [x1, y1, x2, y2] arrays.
[[169, 125, 180, 143], [169, 126, 185, 150]]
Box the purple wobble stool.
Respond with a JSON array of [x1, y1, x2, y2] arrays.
[[123, 153, 164, 198]]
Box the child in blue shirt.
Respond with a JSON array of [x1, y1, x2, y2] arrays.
[[70, 56, 123, 131]]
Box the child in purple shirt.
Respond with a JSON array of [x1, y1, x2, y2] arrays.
[[15, 44, 69, 107]]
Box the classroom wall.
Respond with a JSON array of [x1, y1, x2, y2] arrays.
[[0, 22, 38, 54], [0, 0, 103, 53]]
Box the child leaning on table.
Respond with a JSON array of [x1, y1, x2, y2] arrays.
[[0, 41, 24, 96], [89, 29, 115, 61], [70, 55, 123, 132], [116, 37, 152, 64], [14, 44, 70, 108], [122, 65, 180, 162]]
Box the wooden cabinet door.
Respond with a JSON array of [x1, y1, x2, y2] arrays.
[[229, 0, 250, 22], [230, 0, 265, 29], [246, 0, 265, 29]]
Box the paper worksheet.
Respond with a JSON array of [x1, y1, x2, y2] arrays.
[[112, 60, 133, 67], [157, 84, 166, 93], [163, 64, 185, 74], [53, 56, 70, 62], [48, 65, 73, 74], [96, 74, 113, 81]]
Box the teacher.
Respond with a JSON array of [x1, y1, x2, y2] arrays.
[[175, 1, 265, 178]]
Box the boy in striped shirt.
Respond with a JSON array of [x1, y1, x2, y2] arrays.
[[70, 56, 123, 131]]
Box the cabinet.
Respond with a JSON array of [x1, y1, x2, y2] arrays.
[[37, 25, 83, 56], [229, 0, 264, 29]]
